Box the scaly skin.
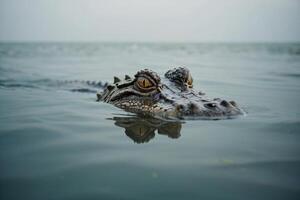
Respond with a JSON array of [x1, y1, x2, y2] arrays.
[[97, 67, 244, 119]]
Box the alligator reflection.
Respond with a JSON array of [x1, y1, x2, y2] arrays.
[[111, 116, 183, 143]]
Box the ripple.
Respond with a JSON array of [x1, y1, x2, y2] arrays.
[[262, 121, 300, 134], [278, 73, 300, 79]]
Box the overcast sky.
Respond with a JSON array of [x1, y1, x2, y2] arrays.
[[0, 0, 299, 42]]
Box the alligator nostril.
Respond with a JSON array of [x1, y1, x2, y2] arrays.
[[176, 104, 184, 111], [204, 103, 217, 109], [220, 100, 230, 107]]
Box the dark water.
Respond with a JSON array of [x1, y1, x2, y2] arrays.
[[0, 42, 300, 200]]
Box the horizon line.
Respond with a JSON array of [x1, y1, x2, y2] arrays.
[[0, 40, 299, 44]]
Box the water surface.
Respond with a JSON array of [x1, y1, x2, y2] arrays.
[[0, 42, 300, 200]]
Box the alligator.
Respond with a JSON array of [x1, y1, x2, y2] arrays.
[[97, 67, 244, 119]]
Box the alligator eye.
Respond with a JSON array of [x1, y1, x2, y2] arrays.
[[137, 77, 153, 88]]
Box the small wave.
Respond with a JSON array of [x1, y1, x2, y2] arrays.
[[0, 83, 38, 89], [0, 79, 104, 94], [70, 88, 97, 93], [278, 73, 300, 79], [0, 79, 39, 89], [263, 121, 300, 134]]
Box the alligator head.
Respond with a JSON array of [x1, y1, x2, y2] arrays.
[[97, 67, 244, 119]]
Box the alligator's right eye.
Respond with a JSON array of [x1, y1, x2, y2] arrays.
[[134, 69, 160, 92], [137, 77, 153, 88]]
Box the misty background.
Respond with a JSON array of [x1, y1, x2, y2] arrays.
[[0, 0, 299, 42], [1, 1, 300, 200]]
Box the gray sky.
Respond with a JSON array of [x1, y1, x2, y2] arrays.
[[0, 0, 299, 42]]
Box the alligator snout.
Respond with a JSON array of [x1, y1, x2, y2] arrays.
[[175, 102, 200, 114], [173, 99, 243, 118]]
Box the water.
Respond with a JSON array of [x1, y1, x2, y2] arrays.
[[0, 42, 300, 200]]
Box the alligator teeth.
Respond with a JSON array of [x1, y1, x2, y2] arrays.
[[125, 75, 131, 80], [114, 76, 121, 83]]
